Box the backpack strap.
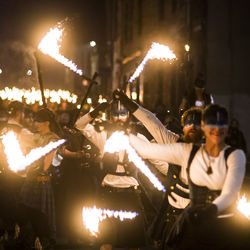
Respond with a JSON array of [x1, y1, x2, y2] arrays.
[[187, 144, 200, 174], [224, 146, 236, 170]]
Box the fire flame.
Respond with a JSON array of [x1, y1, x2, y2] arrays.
[[237, 194, 250, 219], [0, 87, 77, 105], [82, 206, 138, 237], [2, 131, 66, 172], [38, 23, 83, 76], [104, 131, 166, 192], [128, 42, 176, 83]]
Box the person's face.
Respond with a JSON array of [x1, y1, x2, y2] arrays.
[[23, 116, 34, 129], [112, 114, 129, 126], [34, 120, 50, 133], [183, 124, 203, 143], [201, 121, 228, 145]]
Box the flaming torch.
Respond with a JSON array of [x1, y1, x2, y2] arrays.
[[104, 131, 166, 192], [2, 131, 66, 172], [38, 21, 98, 84], [82, 206, 138, 237], [128, 42, 176, 83], [237, 194, 250, 220], [38, 22, 83, 76]]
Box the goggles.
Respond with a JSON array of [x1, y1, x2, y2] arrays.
[[183, 113, 201, 128], [203, 111, 228, 128]]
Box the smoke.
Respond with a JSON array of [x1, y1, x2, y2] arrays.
[[0, 40, 38, 89]]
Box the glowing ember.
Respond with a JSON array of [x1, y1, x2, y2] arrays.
[[128, 42, 176, 83], [1, 131, 66, 172], [104, 131, 166, 192], [38, 23, 83, 76], [237, 194, 250, 219], [82, 206, 138, 237]]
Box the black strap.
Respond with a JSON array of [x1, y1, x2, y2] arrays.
[[187, 144, 200, 174], [224, 146, 236, 170]]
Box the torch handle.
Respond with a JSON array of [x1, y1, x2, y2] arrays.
[[72, 72, 99, 125], [34, 50, 47, 108]]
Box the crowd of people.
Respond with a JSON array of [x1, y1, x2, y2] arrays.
[[0, 75, 249, 250]]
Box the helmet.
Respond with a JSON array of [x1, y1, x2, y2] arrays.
[[110, 100, 129, 120]]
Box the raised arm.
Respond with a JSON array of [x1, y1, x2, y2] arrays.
[[75, 103, 109, 155], [113, 89, 179, 144], [134, 106, 179, 144]]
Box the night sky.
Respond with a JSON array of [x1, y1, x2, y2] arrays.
[[0, 0, 106, 90], [0, 0, 105, 46]]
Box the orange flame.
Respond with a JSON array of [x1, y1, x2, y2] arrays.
[[38, 23, 83, 76], [82, 206, 138, 237], [237, 194, 250, 219], [104, 131, 166, 192], [128, 42, 176, 83], [2, 131, 66, 172]]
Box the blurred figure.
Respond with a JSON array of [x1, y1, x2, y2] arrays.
[[163, 110, 182, 135], [0, 101, 35, 248], [0, 98, 8, 130], [23, 106, 36, 132], [19, 108, 62, 249], [154, 102, 168, 124], [56, 100, 73, 128], [179, 73, 213, 114], [225, 118, 247, 155]]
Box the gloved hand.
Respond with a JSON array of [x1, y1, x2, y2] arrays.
[[188, 204, 217, 224], [89, 102, 109, 119], [113, 89, 139, 113]]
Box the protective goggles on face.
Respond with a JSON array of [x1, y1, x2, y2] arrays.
[[204, 124, 228, 128], [203, 111, 228, 128], [183, 113, 201, 128], [111, 111, 129, 119]]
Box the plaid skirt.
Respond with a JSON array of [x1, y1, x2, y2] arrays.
[[20, 176, 56, 235]]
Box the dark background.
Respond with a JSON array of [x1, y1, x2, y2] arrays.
[[0, 0, 105, 90]]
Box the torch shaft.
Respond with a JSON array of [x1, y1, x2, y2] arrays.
[[34, 51, 47, 108], [72, 72, 98, 125]]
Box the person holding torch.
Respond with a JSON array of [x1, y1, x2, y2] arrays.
[[75, 100, 147, 250], [128, 104, 250, 249]]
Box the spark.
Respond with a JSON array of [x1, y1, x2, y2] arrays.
[[128, 42, 176, 83], [104, 131, 166, 192], [237, 194, 250, 219], [2, 131, 66, 172], [38, 22, 83, 76], [82, 206, 138, 237]]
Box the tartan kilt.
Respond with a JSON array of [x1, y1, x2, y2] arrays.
[[20, 178, 56, 234], [90, 186, 146, 248]]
